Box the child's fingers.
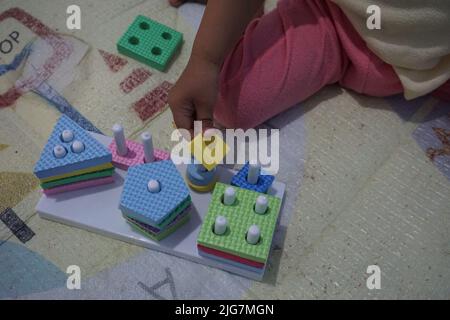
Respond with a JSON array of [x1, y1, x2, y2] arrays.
[[171, 103, 195, 131], [173, 113, 194, 131], [199, 119, 214, 130], [172, 121, 194, 141], [194, 103, 214, 130], [168, 0, 186, 8]]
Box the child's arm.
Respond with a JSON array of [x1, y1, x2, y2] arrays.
[[169, 0, 264, 132], [192, 0, 264, 66]]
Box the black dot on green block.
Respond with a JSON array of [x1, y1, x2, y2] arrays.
[[161, 32, 172, 40], [151, 47, 162, 55], [129, 36, 139, 45], [139, 22, 150, 30]]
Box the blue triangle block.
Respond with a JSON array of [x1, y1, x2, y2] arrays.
[[33, 115, 111, 179]]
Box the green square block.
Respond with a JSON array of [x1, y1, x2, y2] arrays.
[[41, 168, 115, 189], [117, 15, 183, 72], [197, 182, 282, 263]]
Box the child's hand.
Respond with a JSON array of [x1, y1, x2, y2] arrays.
[[168, 55, 220, 133], [169, 0, 264, 133]]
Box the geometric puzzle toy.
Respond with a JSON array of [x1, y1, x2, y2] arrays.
[[33, 115, 114, 195], [117, 15, 183, 72], [108, 124, 170, 171], [35, 132, 287, 281], [197, 182, 282, 273], [119, 160, 192, 241], [231, 162, 274, 194]]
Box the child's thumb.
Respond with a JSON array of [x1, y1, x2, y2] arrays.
[[195, 103, 214, 131], [170, 102, 195, 132]]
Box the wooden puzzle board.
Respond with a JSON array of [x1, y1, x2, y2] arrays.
[[35, 133, 286, 281]]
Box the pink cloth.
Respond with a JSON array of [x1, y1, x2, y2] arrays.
[[213, 0, 406, 129]]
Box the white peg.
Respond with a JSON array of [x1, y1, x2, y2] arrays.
[[141, 132, 155, 163], [53, 145, 67, 159], [247, 163, 261, 184], [147, 179, 160, 193], [246, 225, 260, 245], [254, 195, 268, 214], [214, 216, 227, 235], [223, 187, 236, 206], [71, 140, 85, 153], [112, 123, 128, 156], [61, 129, 74, 142]]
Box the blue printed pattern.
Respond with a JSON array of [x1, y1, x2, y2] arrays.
[[119, 161, 191, 226], [34, 82, 102, 134], [231, 163, 274, 194], [0, 43, 32, 76]]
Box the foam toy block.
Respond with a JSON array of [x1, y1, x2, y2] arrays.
[[34, 115, 112, 179], [185, 133, 229, 192], [119, 160, 192, 240], [33, 115, 114, 195], [117, 15, 183, 72], [126, 204, 191, 235], [197, 182, 281, 267], [39, 162, 113, 183], [186, 162, 217, 193], [109, 124, 170, 170], [198, 249, 265, 274], [43, 176, 114, 196], [128, 213, 190, 241], [108, 139, 170, 170], [186, 163, 216, 186], [230, 162, 274, 194], [41, 168, 114, 189], [188, 133, 230, 172], [197, 244, 264, 269], [125, 204, 191, 241], [121, 196, 191, 229]]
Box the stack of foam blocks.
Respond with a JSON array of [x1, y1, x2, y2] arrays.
[[197, 163, 279, 277], [34, 115, 114, 196], [119, 160, 192, 241]]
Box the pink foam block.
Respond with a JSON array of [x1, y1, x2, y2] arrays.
[[153, 148, 171, 161], [108, 139, 170, 170], [197, 244, 265, 269], [43, 176, 114, 196]]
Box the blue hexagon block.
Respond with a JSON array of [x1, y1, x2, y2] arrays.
[[33, 115, 111, 179], [230, 163, 274, 194], [119, 160, 191, 227]]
